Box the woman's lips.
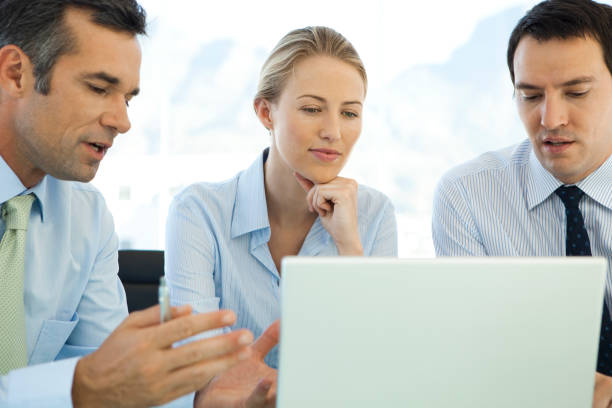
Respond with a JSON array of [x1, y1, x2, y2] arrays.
[[309, 149, 341, 162]]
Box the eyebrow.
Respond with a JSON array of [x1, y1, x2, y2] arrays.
[[515, 76, 595, 91], [297, 94, 362, 106], [80, 71, 140, 96]]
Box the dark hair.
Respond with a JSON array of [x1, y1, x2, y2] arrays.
[[507, 0, 612, 84], [0, 0, 147, 94]]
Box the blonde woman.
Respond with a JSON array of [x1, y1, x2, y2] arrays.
[[165, 26, 397, 406]]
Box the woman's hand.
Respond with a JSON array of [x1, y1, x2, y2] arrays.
[[194, 320, 280, 408], [294, 172, 363, 255]]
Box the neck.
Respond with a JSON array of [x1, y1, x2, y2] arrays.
[[0, 113, 45, 189], [264, 146, 317, 227]]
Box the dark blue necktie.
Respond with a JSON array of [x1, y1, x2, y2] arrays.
[[555, 186, 612, 375]]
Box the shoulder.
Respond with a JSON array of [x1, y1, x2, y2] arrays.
[[169, 175, 240, 219], [44, 177, 117, 249], [436, 140, 531, 196], [49, 178, 112, 218], [356, 183, 395, 219], [65, 179, 106, 202], [355, 183, 397, 255]]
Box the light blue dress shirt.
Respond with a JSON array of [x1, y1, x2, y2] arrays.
[[432, 139, 612, 307], [0, 155, 127, 407], [165, 149, 398, 368]]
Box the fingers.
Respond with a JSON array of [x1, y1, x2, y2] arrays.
[[252, 320, 280, 359], [307, 187, 325, 217], [156, 348, 253, 405], [312, 188, 333, 214], [166, 329, 253, 371], [246, 378, 276, 408], [307, 178, 357, 218], [293, 172, 314, 192], [593, 372, 612, 408], [154, 309, 237, 347], [126, 304, 192, 328], [295, 172, 332, 216], [306, 186, 316, 213]]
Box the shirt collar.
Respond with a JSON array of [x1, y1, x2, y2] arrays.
[[576, 153, 612, 210], [0, 154, 48, 222], [526, 146, 563, 210], [230, 148, 270, 239], [526, 142, 612, 211]]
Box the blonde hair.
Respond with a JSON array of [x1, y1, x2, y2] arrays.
[[255, 26, 367, 103]]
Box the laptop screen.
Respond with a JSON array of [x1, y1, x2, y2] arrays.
[[278, 257, 606, 408]]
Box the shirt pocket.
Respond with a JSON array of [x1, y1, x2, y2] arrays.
[[29, 312, 79, 365]]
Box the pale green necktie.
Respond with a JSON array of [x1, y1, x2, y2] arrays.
[[0, 194, 35, 375]]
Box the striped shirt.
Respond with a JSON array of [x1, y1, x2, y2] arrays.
[[165, 149, 398, 368], [432, 138, 612, 307]]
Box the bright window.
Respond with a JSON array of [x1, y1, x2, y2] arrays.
[[92, 0, 537, 256]]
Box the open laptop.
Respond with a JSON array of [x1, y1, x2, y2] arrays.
[[277, 257, 607, 408]]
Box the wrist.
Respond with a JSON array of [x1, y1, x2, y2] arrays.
[[72, 356, 102, 408], [336, 238, 363, 256]]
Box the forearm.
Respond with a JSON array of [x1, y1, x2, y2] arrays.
[[336, 237, 364, 256]]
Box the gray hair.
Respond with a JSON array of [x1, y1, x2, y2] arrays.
[[0, 0, 147, 94]]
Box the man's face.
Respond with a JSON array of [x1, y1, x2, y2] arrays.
[[14, 7, 141, 183], [513, 35, 612, 185]]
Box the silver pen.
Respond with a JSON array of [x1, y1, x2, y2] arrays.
[[159, 276, 172, 323]]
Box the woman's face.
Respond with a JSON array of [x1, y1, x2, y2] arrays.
[[268, 55, 365, 184]]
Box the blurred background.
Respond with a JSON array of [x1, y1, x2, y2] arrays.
[[92, 0, 547, 256]]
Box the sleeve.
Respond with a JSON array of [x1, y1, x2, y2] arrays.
[[165, 194, 221, 315], [369, 198, 398, 257], [0, 357, 79, 407], [0, 193, 127, 407], [63, 200, 128, 355], [165, 194, 228, 343], [431, 175, 488, 256]]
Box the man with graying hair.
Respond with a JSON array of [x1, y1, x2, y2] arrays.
[[0, 1, 256, 406], [432, 0, 612, 406]]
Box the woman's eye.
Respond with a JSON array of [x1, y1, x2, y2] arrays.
[[342, 111, 358, 118], [301, 107, 321, 113]]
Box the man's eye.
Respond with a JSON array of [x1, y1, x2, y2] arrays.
[[521, 94, 541, 102], [568, 90, 589, 98], [89, 85, 107, 95]]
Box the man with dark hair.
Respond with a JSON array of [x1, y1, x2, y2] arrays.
[[0, 1, 257, 406], [432, 0, 612, 405]]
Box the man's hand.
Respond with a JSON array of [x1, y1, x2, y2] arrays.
[[72, 304, 253, 408], [294, 173, 363, 255], [593, 372, 612, 408], [195, 320, 280, 408]]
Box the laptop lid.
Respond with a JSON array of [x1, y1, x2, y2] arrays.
[[277, 257, 607, 408]]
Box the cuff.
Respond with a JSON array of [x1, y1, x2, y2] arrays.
[[5, 357, 79, 407]]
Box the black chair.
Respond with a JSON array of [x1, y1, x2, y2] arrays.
[[118, 250, 164, 313]]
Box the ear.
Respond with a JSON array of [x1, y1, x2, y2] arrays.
[[254, 97, 274, 131], [0, 45, 33, 97]]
